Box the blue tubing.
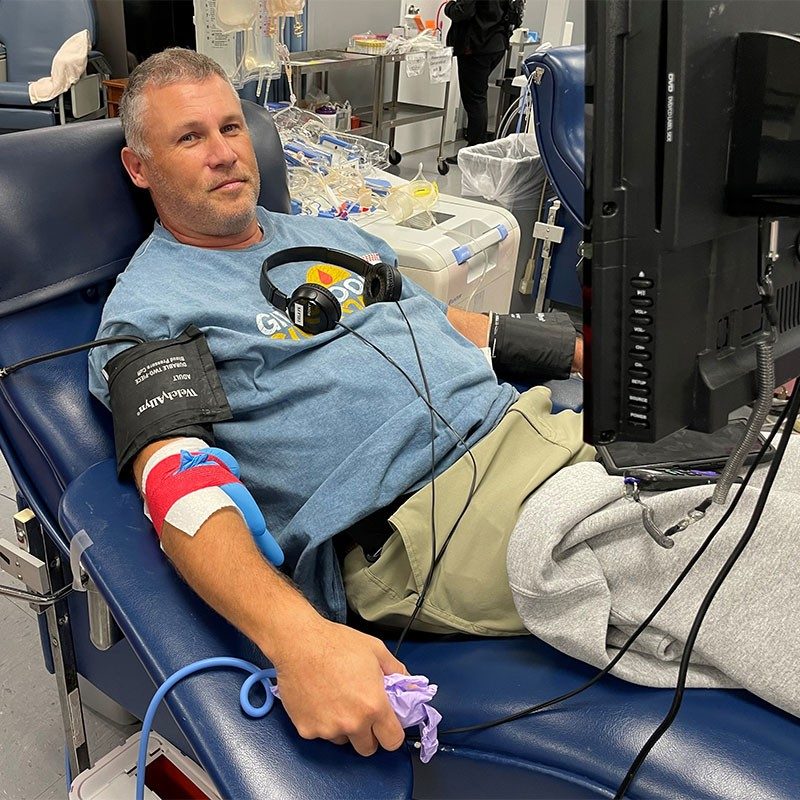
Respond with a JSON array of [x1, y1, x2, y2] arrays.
[[136, 658, 277, 800]]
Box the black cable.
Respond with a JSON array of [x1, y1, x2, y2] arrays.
[[614, 382, 800, 799], [0, 334, 145, 377], [391, 304, 485, 653], [335, 321, 477, 455], [392, 304, 439, 654], [335, 316, 480, 656], [438, 398, 791, 736]]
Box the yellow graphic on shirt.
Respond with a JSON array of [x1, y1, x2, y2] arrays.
[[255, 262, 366, 340]]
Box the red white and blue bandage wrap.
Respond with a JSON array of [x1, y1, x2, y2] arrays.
[[141, 437, 283, 566]]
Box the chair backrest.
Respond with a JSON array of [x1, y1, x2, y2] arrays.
[[0, 0, 97, 82], [525, 46, 585, 226], [0, 101, 290, 530]]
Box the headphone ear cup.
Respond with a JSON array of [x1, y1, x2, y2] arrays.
[[363, 262, 403, 306], [288, 284, 341, 334]]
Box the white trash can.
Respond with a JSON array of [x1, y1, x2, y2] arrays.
[[459, 134, 548, 312]]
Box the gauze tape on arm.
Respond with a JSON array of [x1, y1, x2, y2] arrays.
[[142, 440, 284, 567], [104, 325, 233, 476]]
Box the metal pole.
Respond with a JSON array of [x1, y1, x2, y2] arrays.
[[438, 77, 451, 163], [14, 510, 90, 779]]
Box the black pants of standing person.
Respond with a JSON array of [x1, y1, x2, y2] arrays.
[[456, 50, 506, 145]]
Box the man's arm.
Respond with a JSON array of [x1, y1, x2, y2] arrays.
[[446, 306, 584, 374], [134, 439, 407, 756], [446, 306, 491, 349], [444, 0, 477, 22]]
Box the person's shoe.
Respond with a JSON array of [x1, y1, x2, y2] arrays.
[[444, 154, 459, 165]]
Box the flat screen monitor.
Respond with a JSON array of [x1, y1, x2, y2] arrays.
[[585, 0, 800, 445]]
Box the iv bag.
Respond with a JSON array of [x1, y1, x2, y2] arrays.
[[265, 0, 305, 16], [216, 0, 258, 31], [194, 0, 280, 88]]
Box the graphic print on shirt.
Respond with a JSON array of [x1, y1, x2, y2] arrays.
[[256, 263, 365, 340]]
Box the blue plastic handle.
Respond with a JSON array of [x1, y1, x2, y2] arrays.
[[196, 448, 285, 567]]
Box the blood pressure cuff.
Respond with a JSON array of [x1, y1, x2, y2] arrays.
[[489, 312, 576, 384], [104, 325, 233, 476]]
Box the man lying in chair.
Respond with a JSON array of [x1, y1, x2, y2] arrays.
[[88, 48, 590, 759]]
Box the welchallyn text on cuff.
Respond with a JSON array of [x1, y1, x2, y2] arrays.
[[488, 312, 576, 384], [104, 325, 233, 476]]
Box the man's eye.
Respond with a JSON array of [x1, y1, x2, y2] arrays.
[[180, 133, 197, 143], [222, 124, 240, 133]]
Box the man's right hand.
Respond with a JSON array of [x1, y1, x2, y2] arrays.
[[269, 614, 408, 756]]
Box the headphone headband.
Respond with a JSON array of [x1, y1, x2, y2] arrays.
[[260, 247, 377, 311], [259, 245, 403, 335]]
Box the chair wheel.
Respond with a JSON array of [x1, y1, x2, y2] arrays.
[[388, 148, 402, 165], [437, 160, 450, 175]]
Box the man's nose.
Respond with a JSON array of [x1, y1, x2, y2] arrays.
[[206, 132, 238, 168]]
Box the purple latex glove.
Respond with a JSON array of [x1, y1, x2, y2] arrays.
[[270, 672, 442, 763], [384, 673, 442, 763]]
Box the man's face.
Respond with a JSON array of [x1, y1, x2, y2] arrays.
[[130, 76, 260, 238]]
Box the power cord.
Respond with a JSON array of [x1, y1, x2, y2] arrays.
[[614, 380, 800, 798], [435, 395, 792, 738], [0, 334, 145, 378]]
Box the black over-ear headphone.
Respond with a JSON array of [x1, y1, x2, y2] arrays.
[[260, 247, 403, 334]]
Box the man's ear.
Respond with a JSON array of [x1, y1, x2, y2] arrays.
[[121, 147, 151, 190]]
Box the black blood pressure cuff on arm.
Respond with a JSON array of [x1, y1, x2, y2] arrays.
[[489, 312, 577, 384], [103, 325, 233, 477]]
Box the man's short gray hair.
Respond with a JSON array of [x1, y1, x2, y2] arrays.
[[120, 48, 239, 157]]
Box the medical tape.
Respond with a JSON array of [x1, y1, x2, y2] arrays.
[[69, 529, 93, 591], [141, 437, 208, 497], [142, 439, 240, 538], [146, 454, 240, 537]]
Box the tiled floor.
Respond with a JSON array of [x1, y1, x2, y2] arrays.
[[387, 139, 466, 196]]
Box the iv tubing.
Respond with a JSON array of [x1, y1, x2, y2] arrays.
[[135, 658, 276, 800]]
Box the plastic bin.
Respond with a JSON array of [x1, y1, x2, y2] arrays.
[[459, 134, 547, 312], [458, 134, 546, 211]]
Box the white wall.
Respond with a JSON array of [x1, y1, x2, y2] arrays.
[[524, 0, 585, 45], [306, 0, 398, 111], [303, 0, 585, 156]]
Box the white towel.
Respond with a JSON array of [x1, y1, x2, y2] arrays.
[[28, 29, 91, 104]]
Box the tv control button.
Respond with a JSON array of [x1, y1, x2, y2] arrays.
[[630, 296, 653, 308], [629, 367, 651, 379], [629, 349, 652, 360], [630, 277, 654, 289], [630, 332, 653, 344], [630, 313, 653, 326]]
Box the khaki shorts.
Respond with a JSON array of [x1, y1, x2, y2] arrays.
[[342, 387, 595, 636]]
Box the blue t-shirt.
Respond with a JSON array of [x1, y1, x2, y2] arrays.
[[89, 208, 517, 621]]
